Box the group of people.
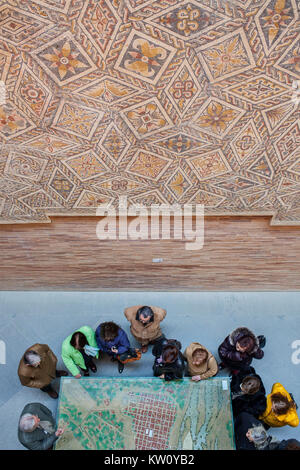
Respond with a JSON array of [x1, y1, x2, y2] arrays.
[[17, 305, 300, 450]]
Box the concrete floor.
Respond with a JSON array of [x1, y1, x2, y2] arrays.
[[0, 291, 299, 450]]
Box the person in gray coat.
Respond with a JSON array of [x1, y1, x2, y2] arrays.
[[18, 402, 64, 450]]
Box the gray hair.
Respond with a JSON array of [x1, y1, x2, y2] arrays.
[[24, 350, 41, 366], [19, 413, 36, 432], [249, 425, 270, 449]]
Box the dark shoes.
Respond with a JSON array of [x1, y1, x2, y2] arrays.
[[47, 388, 58, 399], [118, 361, 124, 374], [56, 370, 68, 377], [258, 335, 266, 348], [89, 362, 97, 373]]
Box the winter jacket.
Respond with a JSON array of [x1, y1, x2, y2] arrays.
[[95, 324, 130, 356], [61, 326, 99, 377], [230, 367, 267, 418], [234, 412, 277, 450], [124, 305, 166, 345], [18, 344, 57, 389], [152, 339, 186, 381], [259, 383, 299, 428], [218, 327, 264, 369], [18, 402, 58, 450], [275, 438, 300, 450], [184, 342, 218, 379]]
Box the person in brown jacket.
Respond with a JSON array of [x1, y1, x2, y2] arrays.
[[124, 305, 166, 353], [18, 344, 68, 399], [184, 342, 218, 381]]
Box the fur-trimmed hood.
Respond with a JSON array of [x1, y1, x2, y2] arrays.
[[229, 327, 260, 352]]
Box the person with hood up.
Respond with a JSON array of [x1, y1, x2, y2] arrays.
[[230, 366, 267, 418], [259, 382, 299, 428], [183, 342, 218, 381], [218, 326, 265, 373], [152, 338, 186, 381]]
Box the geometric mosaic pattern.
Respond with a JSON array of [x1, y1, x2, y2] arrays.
[[0, 0, 299, 224]]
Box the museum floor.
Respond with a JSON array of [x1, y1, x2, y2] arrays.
[[0, 291, 299, 450]]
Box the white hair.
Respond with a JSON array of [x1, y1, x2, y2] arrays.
[[19, 413, 36, 432], [24, 351, 41, 366]]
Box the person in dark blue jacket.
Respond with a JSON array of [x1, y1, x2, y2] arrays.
[[95, 321, 131, 372]]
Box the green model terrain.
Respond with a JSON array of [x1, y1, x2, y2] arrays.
[[55, 377, 235, 450]]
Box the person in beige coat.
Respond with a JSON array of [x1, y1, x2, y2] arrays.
[[184, 342, 218, 381], [124, 305, 166, 353], [18, 343, 67, 399]]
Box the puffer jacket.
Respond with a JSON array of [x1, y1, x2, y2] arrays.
[[230, 366, 267, 418], [61, 326, 99, 377], [218, 327, 264, 367], [95, 324, 130, 356], [259, 383, 299, 428], [152, 339, 186, 381]]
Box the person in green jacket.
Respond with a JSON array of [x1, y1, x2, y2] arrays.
[[61, 326, 99, 378]]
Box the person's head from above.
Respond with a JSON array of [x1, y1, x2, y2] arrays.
[[192, 348, 208, 366], [285, 440, 300, 450], [246, 424, 269, 448], [271, 393, 296, 416], [19, 413, 40, 433], [162, 345, 179, 364], [240, 375, 261, 395], [24, 350, 41, 368], [100, 322, 119, 343], [70, 331, 88, 351], [236, 336, 254, 353], [136, 306, 154, 326]]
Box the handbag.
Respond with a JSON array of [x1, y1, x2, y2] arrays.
[[117, 348, 142, 364]]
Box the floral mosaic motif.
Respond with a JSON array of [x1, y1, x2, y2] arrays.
[[215, 177, 261, 193], [15, 65, 52, 118], [188, 150, 232, 181], [129, 190, 168, 206], [126, 150, 172, 181], [48, 168, 75, 201], [63, 151, 109, 181], [97, 177, 146, 193], [122, 99, 173, 139], [147, 0, 229, 40], [75, 77, 141, 104], [0, 103, 35, 140], [197, 29, 255, 82], [23, 134, 78, 154], [255, 0, 298, 53], [98, 123, 131, 164], [78, 0, 121, 59], [192, 98, 244, 138], [275, 36, 300, 79], [261, 101, 295, 134], [52, 101, 104, 140], [166, 169, 191, 200], [74, 190, 112, 208], [189, 189, 226, 208], [32, 32, 97, 85], [4, 152, 48, 182], [225, 75, 290, 104], [248, 153, 274, 180], [240, 190, 269, 208], [0, 5, 52, 45], [165, 60, 202, 116], [153, 133, 209, 156], [115, 30, 176, 84]]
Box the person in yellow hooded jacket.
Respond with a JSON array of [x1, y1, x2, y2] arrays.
[[183, 342, 218, 381], [259, 382, 299, 428]]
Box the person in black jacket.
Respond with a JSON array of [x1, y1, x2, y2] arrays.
[[230, 367, 267, 418], [234, 412, 278, 450], [218, 326, 265, 373], [152, 338, 186, 381]]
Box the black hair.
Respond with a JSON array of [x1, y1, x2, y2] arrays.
[[136, 306, 154, 322], [70, 331, 88, 349]]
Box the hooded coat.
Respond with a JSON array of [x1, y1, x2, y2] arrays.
[[18, 344, 57, 389], [183, 342, 218, 379], [230, 367, 267, 418], [95, 324, 130, 356], [152, 338, 186, 381], [218, 327, 264, 370], [124, 305, 166, 345], [61, 326, 99, 377], [259, 383, 299, 428]]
